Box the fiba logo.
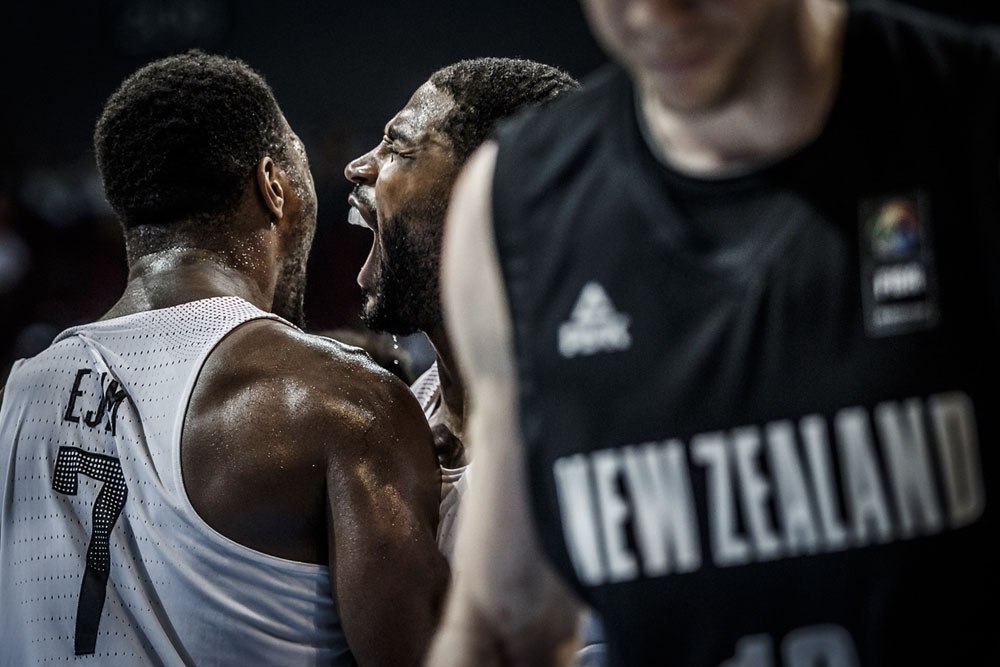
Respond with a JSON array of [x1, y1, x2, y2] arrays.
[[870, 198, 921, 261], [859, 191, 938, 337]]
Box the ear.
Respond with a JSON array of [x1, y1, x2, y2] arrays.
[[256, 156, 285, 220]]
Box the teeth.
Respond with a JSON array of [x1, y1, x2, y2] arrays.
[[348, 207, 371, 230]]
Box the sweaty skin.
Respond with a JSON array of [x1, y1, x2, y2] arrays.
[[102, 144, 448, 667], [184, 318, 447, 666], [345, 82, 467, 464]]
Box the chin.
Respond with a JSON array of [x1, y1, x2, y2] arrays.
[[638, 59, 734, 114], [361, 306, 420, 337]]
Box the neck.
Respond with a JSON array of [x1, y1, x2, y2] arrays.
[[102, 247, 273, 321], [639, 0, 847, 177], [424, 323, 465, 438]]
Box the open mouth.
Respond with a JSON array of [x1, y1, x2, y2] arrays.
[[347, 190, 377, 231], [348, 188, 379, 290]]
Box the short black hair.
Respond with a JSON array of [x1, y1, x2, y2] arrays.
[[429, 57, 579, 162], [94, 50, 289, 228]]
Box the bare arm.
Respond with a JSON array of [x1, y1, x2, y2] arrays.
[[183, 324, 448, 665], [326, 365, 450, 667], [425, 143, 581, 667]]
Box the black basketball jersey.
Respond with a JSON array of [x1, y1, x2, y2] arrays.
[[490, 3, 999, 665]]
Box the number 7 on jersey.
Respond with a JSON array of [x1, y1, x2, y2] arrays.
[[52, 446, 129, 656]]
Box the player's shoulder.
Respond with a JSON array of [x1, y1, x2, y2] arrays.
[[282, 330, 436, 469], [298, 330, 426, 425], [201, 319, 427, 445], [493, 63, 625, 144], [240, 319, 414, 401], [849, 0, 1000, 63]]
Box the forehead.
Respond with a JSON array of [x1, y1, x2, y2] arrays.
[[387, 82, 456, 142]]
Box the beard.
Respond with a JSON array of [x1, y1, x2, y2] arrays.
[[360, 198, 446, 336], [272, 195, 316, 329], [272, 253, 308, 328]]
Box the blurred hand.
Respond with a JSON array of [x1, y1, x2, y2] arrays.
[[431, 423, 466, 469]]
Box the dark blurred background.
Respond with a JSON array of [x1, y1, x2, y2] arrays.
[[1, 0, 997, 381]]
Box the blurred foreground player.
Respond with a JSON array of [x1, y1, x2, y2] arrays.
[[429, 0, 998, 665]]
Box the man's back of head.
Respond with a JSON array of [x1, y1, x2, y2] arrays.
[[94, 50, 318, 325], [95, 50, 292, 231], [1, 49, 447, 667]]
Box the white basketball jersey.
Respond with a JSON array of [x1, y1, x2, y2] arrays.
[[409, 362, 471, 567], [0, 297, 352, 666]]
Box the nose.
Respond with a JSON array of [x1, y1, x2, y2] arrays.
[[344, 150, 378, 185]]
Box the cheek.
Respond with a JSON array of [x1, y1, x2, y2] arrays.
[[583, 0, 630, 47], [374, 169, 410, 221], [375, 226, 390, 255], [377, 170, 442, 223]]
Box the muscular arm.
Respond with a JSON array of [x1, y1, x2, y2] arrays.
[[326, 365, 449, 667], [426, 143, 581, 667], [184, 325, 447, 666]]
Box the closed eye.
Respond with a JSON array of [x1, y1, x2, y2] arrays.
[[382, 135, 415, 160]]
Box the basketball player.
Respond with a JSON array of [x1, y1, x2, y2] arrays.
[[344, 57, 578, 560], [344, 57, 609, 666], [429, 0, 999, 665], [0, 51, 447, 666]]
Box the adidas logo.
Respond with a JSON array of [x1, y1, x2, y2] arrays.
[[558, 282, 632, 358]]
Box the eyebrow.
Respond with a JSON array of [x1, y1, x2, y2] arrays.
[[385, 124, 415, 146]]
